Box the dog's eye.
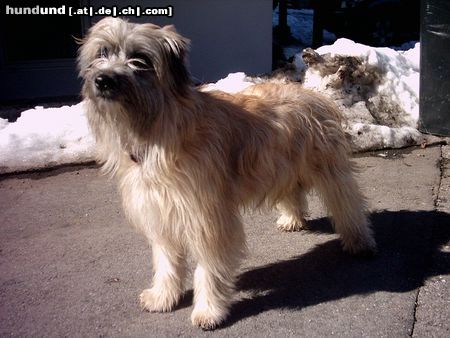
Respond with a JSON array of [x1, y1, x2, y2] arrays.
[[128, 52, 152, 70], [99, 47, 109, 59]]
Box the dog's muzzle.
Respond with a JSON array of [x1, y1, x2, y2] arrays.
[[94, 73, 119, 99]]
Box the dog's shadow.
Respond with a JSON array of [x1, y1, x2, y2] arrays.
[[221, 209, 450, 328]]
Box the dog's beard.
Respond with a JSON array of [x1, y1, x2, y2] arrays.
[[83, 67, 161, 125]]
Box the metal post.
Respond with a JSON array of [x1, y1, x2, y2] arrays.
[[419, 0, 450, 136]]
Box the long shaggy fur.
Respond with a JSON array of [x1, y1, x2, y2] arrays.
[[78, 17, 376, 330]]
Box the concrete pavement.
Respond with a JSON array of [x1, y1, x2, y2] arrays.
[[1, 145, 449, 337]]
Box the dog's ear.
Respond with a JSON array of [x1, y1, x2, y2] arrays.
[[161, 25, 189, 56], [160, 25, 191, 93]]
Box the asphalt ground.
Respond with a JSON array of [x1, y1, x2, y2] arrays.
[[1, 145, 449, 337]]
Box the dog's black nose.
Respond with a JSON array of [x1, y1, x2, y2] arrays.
[[94, 74, 118, 92]]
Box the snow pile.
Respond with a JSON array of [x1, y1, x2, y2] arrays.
[[0, 103, 95, 174], [299, 38, 421, 151], [202, 72, 254, 94]]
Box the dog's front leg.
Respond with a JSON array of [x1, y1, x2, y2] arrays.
[[189, 212, 246, 330], [191, 263, 234, 330], [140, 242, 186, 312]]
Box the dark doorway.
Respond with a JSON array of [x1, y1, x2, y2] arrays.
[[0, 0, 85, 102]]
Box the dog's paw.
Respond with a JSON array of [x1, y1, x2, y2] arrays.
[[140, 288, 179, 313], [191, 308, 226, 331], [276, 214, 307, 232]]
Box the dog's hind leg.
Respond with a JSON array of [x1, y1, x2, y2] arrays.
[[276, 184, 309, 232], [140, 241, 187, 312], [313, 164, 376, 255], [189, 210, 246, 330]]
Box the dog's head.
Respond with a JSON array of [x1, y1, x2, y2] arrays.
[[78, 17, 191, 110]]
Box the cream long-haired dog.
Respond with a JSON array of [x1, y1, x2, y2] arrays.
[[78, 17, 376, 330]]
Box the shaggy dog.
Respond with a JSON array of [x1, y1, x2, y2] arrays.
[[78, 17, 376, 330]]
